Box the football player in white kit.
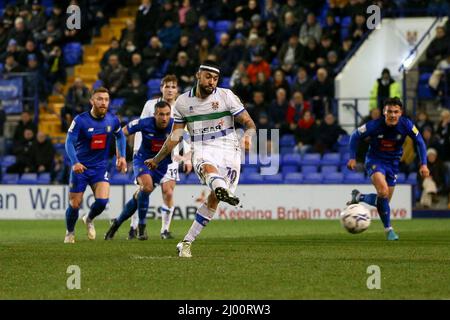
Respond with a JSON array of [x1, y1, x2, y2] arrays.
[[128, 75, 192, 240], [146, 61, 256, 257]]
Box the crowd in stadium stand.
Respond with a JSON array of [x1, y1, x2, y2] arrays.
[[0, 0, 449, 208]]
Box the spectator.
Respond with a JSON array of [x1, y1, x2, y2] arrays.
[[350, 13, 368, 43], [236, 0, 260, 22], [9, 17, 29, 49], [286, 91, 311, 131], [278, 33, 303, 76], [157, 17, 181, 51], [51, 152, 69, 184], [0, 21, 8, 55], [122, 40, 139, 68], [135, 0, 160, 49], [294, 110, 317, 154], [249, 14, 265, 38], [299, 12, 322, 46], [35, 20, 63, 47], [13, 111, 37, 143], [198, 37, 212, 64], [141, 36, 166, 77], [369, 68, 402, 110], [423, 26, 450, 69], [314, 113, 346, 154], [229, 16, 250, 41], [306, 68, 335, 120], [280, 11, 301, 42], [247, 90, 268, 122], [159, 0, 179, 29], [246, 49, 271, 84], [170, 34, 197, 64], [415, 111, 435, 135], [339, 36, 354, 60], [166, 51, 195, 91], [268, 88, 289, 133], [279, 0, 306, 28], [326, 51, 340, 78], [232, 74, 253, 104], [301, 36, 320, 74], [292, 66, 313, 95], [253, 72, 272, 99], [118, 75, 148, 116], [24, 54, 48, 102], [435, 109, 450, 163], [262, 0, 280, 21], [18, 39, 44, 66], [228, 33, 247, 70], [48, 3, 65, 30], [178, 0, 198, 32], [3, 54, 25, 74], [421, 126, 440, 150], [61, 77, 91, 131], [98, 54, 128, 97], [32, 132, 55, 173], [192, 15, 216, 47], [100, 38, 126, 68], [265, 18, 282, 63], [28, 1, 47, 34], [418, 148, 447, 208], [212, 33, 234, 76], [318, 35, 336, 61], [230, 61, 248, 88], [127, 52, 150, 83], [271, 69, 291, 98], [119, 19, 137, 49], [46, 45, 67, 87], [322, 13, 341, 45], [7, 128, 35, 174]]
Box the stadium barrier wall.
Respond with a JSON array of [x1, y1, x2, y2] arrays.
[[0, 185, 412, 220]]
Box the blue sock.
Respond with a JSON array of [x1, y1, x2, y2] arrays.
[[360, 193, 377, 206], [116, 197, 138, 225], [65, 205, 79, 233], [137, 191, 151, 225], [376, 197, 391, 229], [87, 198, 108, 221]]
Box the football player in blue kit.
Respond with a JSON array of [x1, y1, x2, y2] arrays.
[[104, 100, 174, 240], [64, 87, 127, 243], [347, 97, 430, 240]]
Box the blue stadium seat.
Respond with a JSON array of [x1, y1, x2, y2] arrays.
[[406, 172, 417, 185], [340, 151, 351, 165], [281, 165, 298, 175], [242, 166, 259, 174], [301, 165, 318, 174], [215, 32, 224, 44], [280, 134, 296, 147], [221, 77, 231, 88], [153, 60, 170, 78], [418, 83, 434, 99], [284, 172, 303, 184], [396, 173, 406, 184], [344, 172, 365, 184], [282, 153, 301, 166], [341, 16, 352, 27], [93, 79, 103, 90], [185, 174, 199, 184], [18, 173, 38, 184], [340, 165, 353, 175], [37, 173, 51, 184], [243, 173, 264, 184], [2, 173, 19, 184], [419, 73, 432, 84], [263, 174, 283, 184], [303, 173, 323, 184], [177, 173, 187, 184], [110, 173, 132, 185], [301, 153, 321, 165], [321, 165, 338, 174], [321, 153, 341, 165], [337, 134, 350, 147], [280, 146, 294, 154], [63, 42, 83, 66], [110, 98, 125, 113], [1, 155, 16, 167], [214, 20, 231, 32], [323, 172, 344, 184]]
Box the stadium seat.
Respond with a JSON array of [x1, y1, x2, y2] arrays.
[[1, 155, 16, 167], [396, 173, 406, 184], [301, 165, 318, 174], [1, 173, 19, 184], [418, 83, 435, 99], [301, 153, 321, 165], [37, 173, 51, 184], [110, 98, 125, 113], [282, 153, 301, 166], [281, 165, 298, 175], [243, 173, 264, 184], [147, 78, 162, 95], [340, 151, 351, 165], [263, 174, 283, 184], [185, 174, 199, 184], [340, 164, 353, 175], [303, 173, 323, 184], [214, 20, 231, 32], [177, 173, 187, 184], [221, 77, 231, 88], [320, 153, 341, 165], [93, 79, 104, 90], [18, 173, 38, 184], [344, 172, 365, 184], [280, 134, 296, 147], [321, 165, 338, 174], [242, 165, 259, 174], [280, 146, 294, 154], [337, 135, 350, 147], [284, 172, 303, 184], [110, 173, 132, 185], [63, 42, 83, 66], [406, 172, 417, 185], [323, 172, 344, 184]]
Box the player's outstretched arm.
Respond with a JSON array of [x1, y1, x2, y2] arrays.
[[114, 128, 127, 173], [408, 125, 430, 178], [234, 110, 257, 152], [145, 122, 186, 169], [347, 129, 361, 170], [65, 121, 86, 174]]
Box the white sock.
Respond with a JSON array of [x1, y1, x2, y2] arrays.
[[183, 203, 215, 242], [161, 205, 174, 233], [130, 213, 138, 229], [206, 173, 227, 192]]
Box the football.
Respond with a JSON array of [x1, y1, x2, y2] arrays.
[[340, 204, 371, 234]]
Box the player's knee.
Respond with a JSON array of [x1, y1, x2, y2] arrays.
[[163, 188, 174, 201], [377, 188, 389, 199], [141, 184, 153, 194], [69, 199, 82, 210]]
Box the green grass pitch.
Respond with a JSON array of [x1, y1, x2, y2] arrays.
[[0, 219, 449, 299]]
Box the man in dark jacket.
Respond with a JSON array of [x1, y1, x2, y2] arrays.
[[314, 113, 346, 154], [32, 132, 55, 173]]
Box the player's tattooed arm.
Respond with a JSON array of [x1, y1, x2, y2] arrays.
[[145, 122, 185, 169], [234, 110, 256, 151]]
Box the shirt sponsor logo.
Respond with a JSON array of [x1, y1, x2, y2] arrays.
[[192, 124, 223, 135], [90, 134, 107, 150], [88, 128, 94, 132]]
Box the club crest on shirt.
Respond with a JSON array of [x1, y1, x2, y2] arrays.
[[372, 165, 377, 170], [189, 106, 194, 113], [397, 134, 402, 140], [106, 126, 111, 132], [211, 101, 219, 110]]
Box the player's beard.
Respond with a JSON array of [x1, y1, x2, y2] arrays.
[[198, 83, 214, 98]]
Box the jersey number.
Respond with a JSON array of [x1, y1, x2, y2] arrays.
[[226, 167, 237, 185]]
